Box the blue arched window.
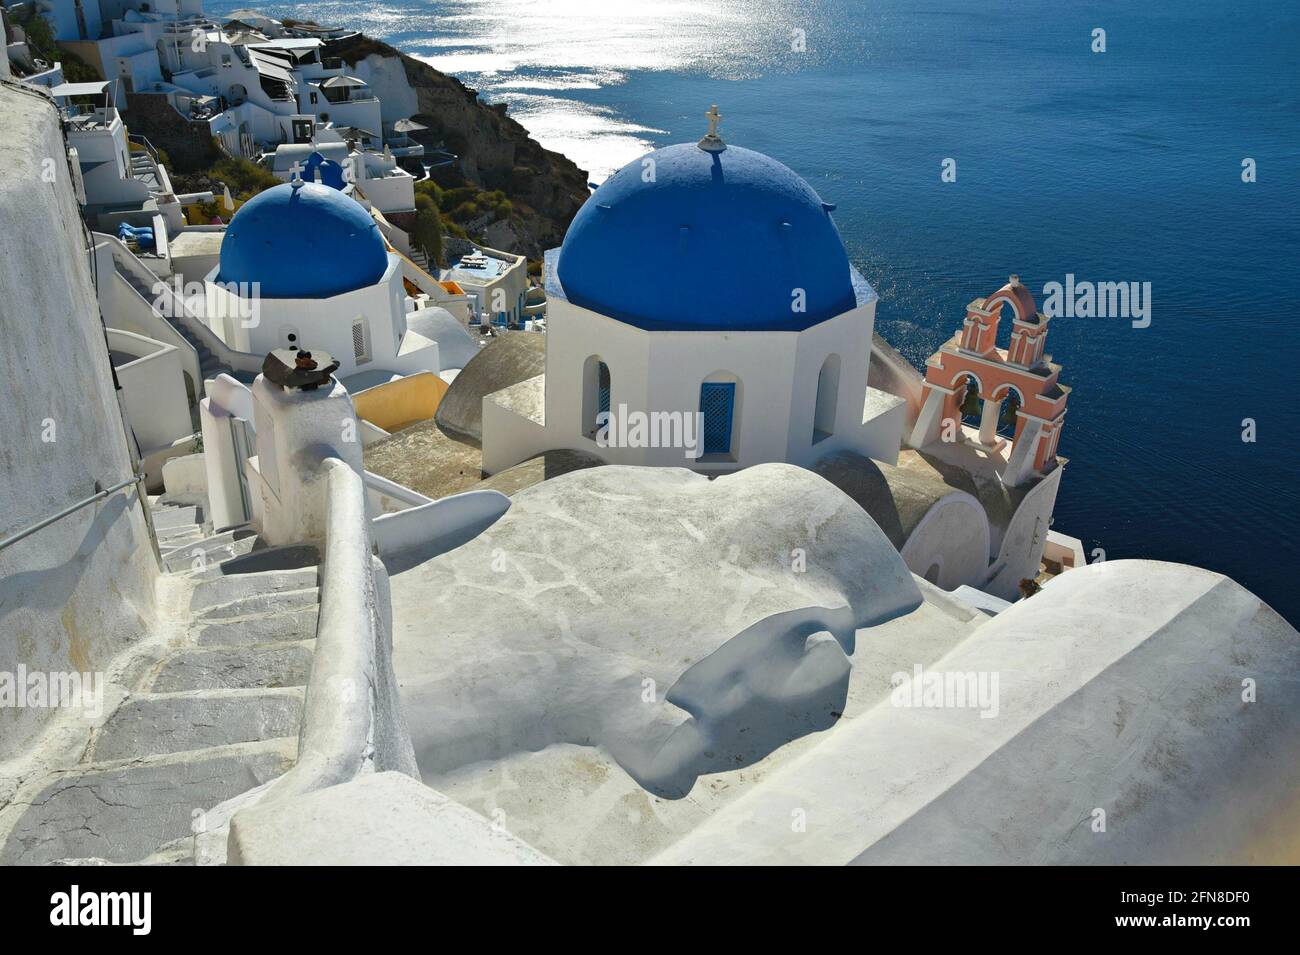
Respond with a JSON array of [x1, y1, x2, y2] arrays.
[[699, 380, 736, 456], [583, 356, 611, 438]]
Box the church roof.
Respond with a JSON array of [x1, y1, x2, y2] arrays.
[[218, 182, 388, 298], [555, 142, 857, 332]]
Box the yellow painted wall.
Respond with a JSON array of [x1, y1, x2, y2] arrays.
[[353, 371, 448, 433]]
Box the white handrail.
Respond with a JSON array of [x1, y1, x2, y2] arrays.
[[253, 457, 413, 805], [98, 232, 263, 377]]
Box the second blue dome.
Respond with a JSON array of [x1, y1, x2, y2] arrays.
[[219, 182, 389, 299]]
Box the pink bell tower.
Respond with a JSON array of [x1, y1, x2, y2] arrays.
[[909, 276, 1070, 486]]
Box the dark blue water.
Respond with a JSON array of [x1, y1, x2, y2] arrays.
[[214, 0, 1300, 622]]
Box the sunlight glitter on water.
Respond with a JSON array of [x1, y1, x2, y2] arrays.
[[401, 0, 800, 179]]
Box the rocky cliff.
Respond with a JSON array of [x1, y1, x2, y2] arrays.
[[329, 34, 592, 260]]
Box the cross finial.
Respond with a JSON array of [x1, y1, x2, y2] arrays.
[[289, 159, 304, 184], [698, 104, 726, 153]]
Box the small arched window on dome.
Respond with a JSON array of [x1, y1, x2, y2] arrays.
[[813, 354, 840, 444], [582, 356, 611, 440]]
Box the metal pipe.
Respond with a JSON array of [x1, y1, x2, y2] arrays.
[[0, 474, 145, 553]]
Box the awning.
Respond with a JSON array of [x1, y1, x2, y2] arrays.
[[246, 38, 324, 50], [247, 49, 295, 84], [392, 118, 427, 133], [49, 81, 111, 99], [320, 75, 367, 89]]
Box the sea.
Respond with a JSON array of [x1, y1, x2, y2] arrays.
[[210, 0, 1300, 623]]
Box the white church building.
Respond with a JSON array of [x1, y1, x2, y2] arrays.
[[490, 109, 906, 474], [202, 176, 442, 384]]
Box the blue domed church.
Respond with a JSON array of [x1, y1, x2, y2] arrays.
[[204, 179, 442, 382], [482, 107, 907, 474]]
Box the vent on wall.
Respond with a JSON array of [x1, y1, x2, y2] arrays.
[[351, 318, 370, 365]]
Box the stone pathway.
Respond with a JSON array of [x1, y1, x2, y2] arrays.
[[0, 498, 320, 865]]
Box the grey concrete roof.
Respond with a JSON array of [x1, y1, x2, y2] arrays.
[[813, 450, 956, 548], [474, 449, 602, 496], [486, 373, 544, 425], [434, 332, 545, 442], [389, 463, 927, 844], [363, 419, 484, 500], [654, 560, 1300, 865]]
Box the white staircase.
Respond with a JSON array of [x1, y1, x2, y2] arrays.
[[113, 262, 231, 383], [0, 500, 322, 865]]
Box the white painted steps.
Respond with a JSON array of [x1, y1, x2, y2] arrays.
[[0, 500, 323, 865]]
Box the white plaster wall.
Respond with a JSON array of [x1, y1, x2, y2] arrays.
[[251, 377, 365, 546], [0, 86, 158, 759], [108, 329, 193, 454], [857, 391, 907, 466], [542, 301, 896, 473], [786, 304, 875, 467], [317, 97, 383, 142], [205, 256, 438, 379], [524, 300, 901, 475], [99, 250, 202, 396], [357, 170, 415, 215], [899, 492, 991, 591], [984, 466, 1063, 601], [201, 375, 255, 530], [350, 54, 419, 126], [643, 329, 799, 470], [543, 300, 652, 464], [481, 393, 552, 475]]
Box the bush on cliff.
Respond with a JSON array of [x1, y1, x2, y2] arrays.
[[411, 192, 445, 266], [16, 13, 101, 83]]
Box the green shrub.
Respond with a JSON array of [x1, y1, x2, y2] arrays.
[[449, 200, 479, 222], [210, 156, 281, 201]]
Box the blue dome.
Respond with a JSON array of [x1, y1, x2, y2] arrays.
[[219, 182, 389, 298], [556, 143, 856, 331]]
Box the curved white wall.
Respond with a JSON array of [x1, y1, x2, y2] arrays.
[[0, 87, 158, 759], [898, 491, 990, 592]]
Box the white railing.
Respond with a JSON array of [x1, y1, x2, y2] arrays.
[[253, 457, 414, 805], [371, 486, 510, 558], [99, 232, 263, 378], [97, 236, 204, 391]]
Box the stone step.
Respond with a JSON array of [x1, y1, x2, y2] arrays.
[[193, 605, 319, 646], [157, 524, 203, 541], [185, 545, 319, 582], [197, 587, 320, 621], [151, 505, 203, 530], [190, 566, 319, 610], [161, 530, 258, 570], [89, 688, 304, 761], [166, 543, 241, 574], [0, 740, 296, 866], [146, 641, 315, 693]]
